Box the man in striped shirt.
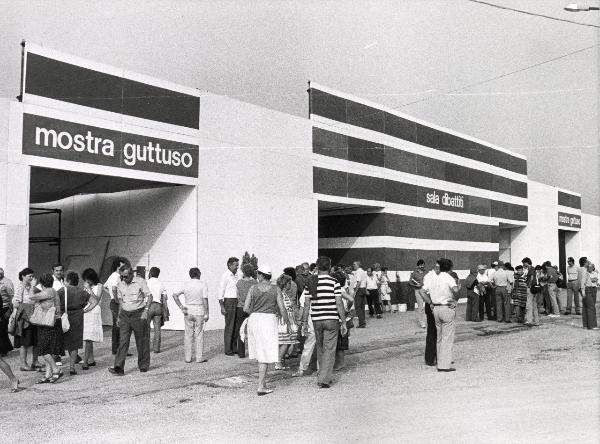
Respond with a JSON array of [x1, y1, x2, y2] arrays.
[[301, 256, 347, 388]]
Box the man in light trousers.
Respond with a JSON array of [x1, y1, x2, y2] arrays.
[[173, 268, 209, 363]]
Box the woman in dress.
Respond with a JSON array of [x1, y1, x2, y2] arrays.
[[0, 295, 20, 392], [244, 265, 290, 396], [275, 274, 298, 370], [58, 271, 97, 375], [379, 267, 392, 313], [13, 268, 42, 371], [81, 268, 104, 369], [30, 273, 62, 383]]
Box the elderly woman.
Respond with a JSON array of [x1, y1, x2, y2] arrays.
[[58, 271, 98, 375], [12, 268, 42, 371], [275, 274, 299, 370], [30, 273, 62, 383], [244, 265, 290, 396]]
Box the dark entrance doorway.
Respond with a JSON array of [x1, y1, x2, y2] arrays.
[[558, 230, 566, 279]]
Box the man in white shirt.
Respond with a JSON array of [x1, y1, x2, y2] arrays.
[[173, 268, 210, 363], [486, 261, 499, 320], [147, 267, 168, 353], [105, 257, 130, 355], [423, 258, 459, 372], [51, 264, 65, 291], [352, 261, 368, 328], [490, 261, 515, 323], [218, 257, 240, 356]]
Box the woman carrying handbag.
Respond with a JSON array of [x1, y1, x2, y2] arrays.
[[29, 273, 62, 384]]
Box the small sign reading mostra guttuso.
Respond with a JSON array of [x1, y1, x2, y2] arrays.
[[22, 113, 199, 178]]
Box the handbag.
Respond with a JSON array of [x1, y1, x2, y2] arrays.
[[30, 304, 56, 327], [61, 287, 70, 333], [530, 275, 542, 294], [7, 310, 16, 335]]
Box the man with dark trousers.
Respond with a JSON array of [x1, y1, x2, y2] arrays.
[[109, 264, 152, 375], [423, 261, 440, 366], [105, 257, 130, 355], [218, 257, 240, 356], [352, 261, 368, 328]]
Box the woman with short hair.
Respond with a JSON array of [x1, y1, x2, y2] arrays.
[[275, 274, 299, 370], [58, 271, 98, 375], [244, 265, 290, 396], [30, 273, 62, 383], [13, 268, 42, 371], [81, 268, 104, 369]]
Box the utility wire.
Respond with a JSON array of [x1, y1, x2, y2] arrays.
[[468, 0, 600, 29], [396, 43, 599, 108]]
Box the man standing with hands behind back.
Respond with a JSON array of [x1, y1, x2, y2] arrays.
[[218, 257, 240, 356], [109, 263, 152, 376]]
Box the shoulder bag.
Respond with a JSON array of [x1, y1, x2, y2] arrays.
[[30, 303, 56, 327], [61, 287, 70, 333], [530, 275, 542, 294]]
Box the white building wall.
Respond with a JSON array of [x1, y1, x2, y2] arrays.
[[510, 180, 559, 265], [579, 213, 600, 262]]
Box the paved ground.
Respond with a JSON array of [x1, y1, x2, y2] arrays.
[[1, 297, 599, 443]]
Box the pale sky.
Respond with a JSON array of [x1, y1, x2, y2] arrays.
[[1, 0, 598, 214]]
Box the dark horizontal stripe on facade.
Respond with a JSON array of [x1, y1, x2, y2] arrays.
[[310, 88, 527, 175], [313, 167, 528, 222], [318, 213, 499, 243], [318, 247, 498, 271], [25, 53, 200, 129], [557, 191, 581, 210], [313, 127, 527, 198]]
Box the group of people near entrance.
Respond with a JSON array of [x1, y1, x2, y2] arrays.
[[461, 256, 598, 329], [0, 252, 597, 393]]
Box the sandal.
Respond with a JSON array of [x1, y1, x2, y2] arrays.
[[49, 372, 64, 384], [37, 377, 51, 384], [20, 366, 35, 372], [88, 362, 96, 367], [257, 389, 273, 396]]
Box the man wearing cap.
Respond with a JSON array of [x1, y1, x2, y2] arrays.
[[476, 265, 492, 321], [490, 261, 514, 323], [485, 262, 499, 320]]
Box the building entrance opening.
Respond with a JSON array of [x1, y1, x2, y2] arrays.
[[28, 166, 197, 324]]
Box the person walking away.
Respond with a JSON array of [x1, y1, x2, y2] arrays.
[[0, 268, 14, 357], [30, 273, 62, 383], [218, 257, 240, 356], [523, 258, 540, 327], [0, 294, 20, 391], [424, 262, 440, 366], [565, 257, 580, 315], [580, 261, 598, 330], [172, 268, 210, 363], [301, 256, 347, 388], [105, 257, 130, 356], [146, 267, 168, 353], [422, 258, 459, 372], [109, 264, 152, 376], [512, 266, 528, 323], [379, 267, 392, 313], [542, 261, 560, 317], [81, 268, 104, 369], [236, 264, 257, 358], [464, 268, 479, 321], [352, 261, 368, 328], [58, 271, 99, 375], [12, 268, 42, 371], [275, 274, 299, 370], [490, 261, 514, 323], [409, 260, 427, 328], [244, 265, 290, 395], [365, 267, 382, 319]]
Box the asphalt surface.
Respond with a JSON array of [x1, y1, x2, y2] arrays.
[[1, 298, 599, 443]]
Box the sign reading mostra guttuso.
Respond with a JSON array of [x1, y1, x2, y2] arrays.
[[22, 113, 198, 178]]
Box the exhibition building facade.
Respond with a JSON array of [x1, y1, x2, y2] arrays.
[[0, 43, 597, 330]]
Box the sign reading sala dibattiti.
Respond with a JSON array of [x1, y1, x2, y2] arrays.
[[22, 114, 198, 178]]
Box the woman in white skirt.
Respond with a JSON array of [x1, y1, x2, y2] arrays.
[[81, 268, 104, 370], [243, 265, 290, 396]]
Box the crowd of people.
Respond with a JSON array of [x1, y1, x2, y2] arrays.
[[0, 253, 597, 394]]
